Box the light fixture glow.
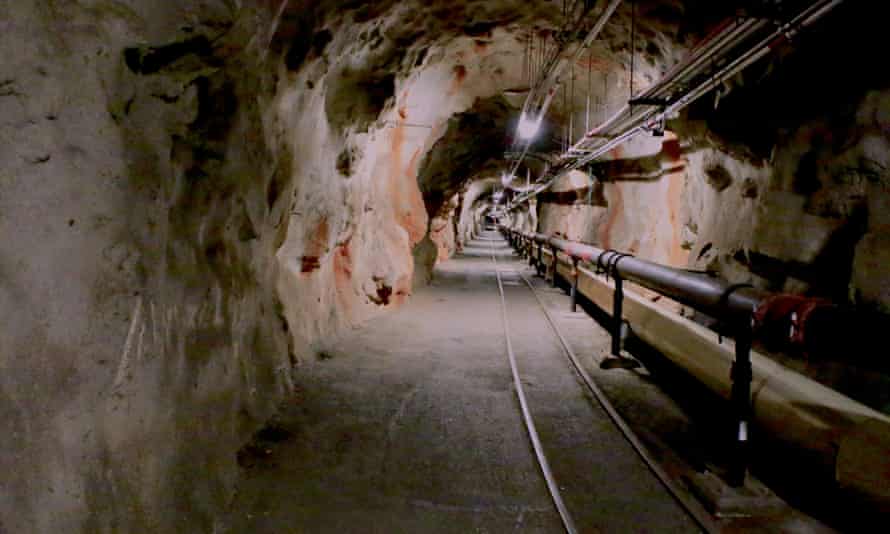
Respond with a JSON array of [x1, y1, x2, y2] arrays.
[[517, 111, 542, 140]]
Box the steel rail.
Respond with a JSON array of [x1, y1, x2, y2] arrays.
[[498, 226, 890, 506], [515, 268, 718, 534], [488, 237, 579, 534], [492, 229, 716, 532]]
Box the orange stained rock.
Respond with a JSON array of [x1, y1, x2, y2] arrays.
[[333, 239, 354, 316], [577, 55, 614, 72], [599, 146, 626, 249], [662, 136, 690, 267], [387, 97, 427, 247], [628, 238, 640, 254], [393, 272, 412, 306]]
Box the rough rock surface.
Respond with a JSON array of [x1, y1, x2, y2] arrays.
[[2, 1, 889, 532], [0, 2, 307, 531]]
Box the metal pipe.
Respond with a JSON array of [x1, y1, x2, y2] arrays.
[[501, 228, 890, 502], [504, 227, 841, 350], [637, 17, 736, 98], [510, 0, 624, 180], [565, 0, 844, 173], [566, 18, 761, 150], [510, 0, 844, 209], [507, 228, 762, 486], [533, 0, 624, 122], [642, 19, 765, 102], [547, 235, 764, 319]]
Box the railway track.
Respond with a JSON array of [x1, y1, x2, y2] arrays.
[[486, 230, 718, 533]]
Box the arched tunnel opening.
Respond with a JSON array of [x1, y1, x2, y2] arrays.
[[2, 1, 890, 532]]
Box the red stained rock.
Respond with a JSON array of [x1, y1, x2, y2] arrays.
[[301, 256, 321, 273], [448, 65, 467, 96], [301, 216, 329, 274]]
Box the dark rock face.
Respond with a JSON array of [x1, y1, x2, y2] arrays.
[[326, 68, 396, 134], [0, 3, 294, 532], [418, 96, 512, 217], [705, 163, 733, 191], [741, 177, 759, 198]]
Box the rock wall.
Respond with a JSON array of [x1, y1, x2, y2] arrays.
[[0, 2, 294, 531], [456, 177, 499, 244], [430, 194, 459, 261], [273, 1, 564, 342], [0, 0, 567, 531]]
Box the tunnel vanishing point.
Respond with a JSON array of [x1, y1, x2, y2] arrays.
[[2, 1, 890, 532]]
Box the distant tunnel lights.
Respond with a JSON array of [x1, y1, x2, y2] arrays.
[[517, 111, 542, 140]]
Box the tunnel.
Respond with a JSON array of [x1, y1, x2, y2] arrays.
[[2, 0, 890, 532]]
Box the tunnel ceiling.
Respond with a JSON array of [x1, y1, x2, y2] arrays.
[[270, 0, 726, 205], [418, 95, 513, 216], [267, 0, 824, 214]]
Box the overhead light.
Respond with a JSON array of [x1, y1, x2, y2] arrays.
[[517, 111, 542, 140]]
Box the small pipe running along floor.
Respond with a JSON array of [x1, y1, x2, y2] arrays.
[[226, 231, 701, 533]]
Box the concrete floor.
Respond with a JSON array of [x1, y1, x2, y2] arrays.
[[225, 232, 700, 533]]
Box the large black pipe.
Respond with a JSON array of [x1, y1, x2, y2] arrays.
[[511, 229, 766, 321]]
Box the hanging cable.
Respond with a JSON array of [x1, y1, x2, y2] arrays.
[[563, 81, 568, 152], [586, 45, 592, 133], [524, 29, 529, 86], [531, 31, 536, 83], [489, 239, 579, 534], [570, 57, 575, 145], [603, 71, 608, 124], [630, 0, 636, 116]]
